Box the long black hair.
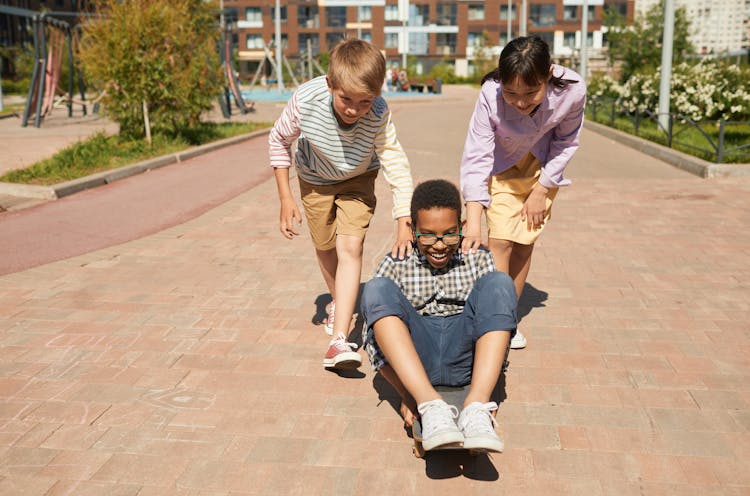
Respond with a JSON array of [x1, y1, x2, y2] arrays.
[[481, 36, 577, 89]]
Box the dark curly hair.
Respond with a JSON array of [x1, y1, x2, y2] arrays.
[[410, 179, 462, 228]]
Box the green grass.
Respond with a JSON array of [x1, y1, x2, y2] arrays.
[[586, 106, 750, 164], [1, 121, 272, 186]]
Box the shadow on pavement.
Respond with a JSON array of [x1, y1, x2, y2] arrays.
[[518, 282, 548, 321]]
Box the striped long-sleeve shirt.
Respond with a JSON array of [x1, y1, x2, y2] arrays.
[[268, 76, 413, 219]]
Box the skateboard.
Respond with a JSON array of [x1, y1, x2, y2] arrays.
[[410, 354, 509, 458], [411, 385, 481, 458]]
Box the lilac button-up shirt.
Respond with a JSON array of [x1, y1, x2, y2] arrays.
[[460, 64, 586, 207]]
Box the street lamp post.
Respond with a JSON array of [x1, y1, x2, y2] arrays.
[[399, 0, 408, 69], [275, 0, 284, 91], [580, 0, 588, 81], [506, 0, 512, 44], [519, 0, 527, 37], [658, 0, 675, 131]]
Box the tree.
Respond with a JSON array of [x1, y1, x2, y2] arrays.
[[78, 0, 222, 140], [604, 2, 694, 82]]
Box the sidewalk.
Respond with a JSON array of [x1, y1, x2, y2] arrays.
[[0, 85, 749, 495]]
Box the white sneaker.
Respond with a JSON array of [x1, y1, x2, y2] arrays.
[[510, 330, 527, 349], [324, 301, 335, 336], [417, 399, 464, 451], [457, 401, 504, 453]]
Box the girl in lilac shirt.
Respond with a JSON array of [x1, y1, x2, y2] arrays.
[[460, 36, 586, 349]]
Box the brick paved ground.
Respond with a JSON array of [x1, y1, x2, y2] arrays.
[[0, 85, 749, 495]]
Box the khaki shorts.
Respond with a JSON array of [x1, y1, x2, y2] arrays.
[[487, 152, 558, 245], [299, 169, 378, 250]]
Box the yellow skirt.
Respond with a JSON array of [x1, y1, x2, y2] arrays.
[[486, 152, 558, 245]]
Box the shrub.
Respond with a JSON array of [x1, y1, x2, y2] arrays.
[[78, 0, 223, 139]]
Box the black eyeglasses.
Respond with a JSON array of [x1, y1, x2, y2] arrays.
[[413, 231, 462, 246]]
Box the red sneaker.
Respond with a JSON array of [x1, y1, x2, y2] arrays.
[[323, 333, 361, 369]]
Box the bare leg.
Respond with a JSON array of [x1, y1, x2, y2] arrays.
[[378, 365, 418, 426], [373, 315, 440, 406], [488, 238, 534, 303], [464, 331, 510, 406], [315, 247, 337, 298], [331, 234, 364, 337]]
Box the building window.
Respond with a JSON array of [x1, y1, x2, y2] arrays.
[[563, 6, 577, 20], [532, 31, 554, 48], [358, 6, 372, 22], [326, 7, 346, 28], [385, 5, 400, 21], [299, 33, 320, 55], [409, 32, 429, 55], [360, 31, 372, 42], [436, 33, 457, 55], [530, 4, 556, 27], [245, 7, 261, 23], [436, 3, 457, 26], [604, 2, 627, 17], [326, 32, 346, 50], [500, 4, 516, 21], [246, 34, 264, 50], [467, 32, 484, 47], [468, 4, 485, 21], [385, 32, 399, 48], [410, 4, 430, 27], [298, 6, 320, 29], [563, 32, 576, 47], [271, 5, 287, 22]]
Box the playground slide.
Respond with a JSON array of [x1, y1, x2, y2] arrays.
[[224, 39, 254, 114]]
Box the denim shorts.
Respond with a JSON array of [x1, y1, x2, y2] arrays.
[[360, 272, 517, 387]]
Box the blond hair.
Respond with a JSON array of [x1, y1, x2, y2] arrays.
[[327, 39, 386, 96]]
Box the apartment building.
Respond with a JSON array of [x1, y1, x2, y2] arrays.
[[224, 0, 633, 78], [635, 0, 749, 55]]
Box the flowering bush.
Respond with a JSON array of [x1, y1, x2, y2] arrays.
[[588, 60, 750, 121]]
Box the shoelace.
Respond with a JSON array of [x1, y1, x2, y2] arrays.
[[458, 401, 498, 434], [331, 333, 357, 352], [418, 400, 459, 437]]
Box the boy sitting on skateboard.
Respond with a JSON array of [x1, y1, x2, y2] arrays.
[[360, 179, 517, 452]]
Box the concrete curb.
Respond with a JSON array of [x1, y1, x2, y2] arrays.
[[0, 128, 271, 200], [584, 120, 750, 179]]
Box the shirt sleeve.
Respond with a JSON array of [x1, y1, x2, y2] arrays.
[[374, 111, 414, 219], [460, 88, 497, 208], [268, 91, 301, 169], [373, 254, 398, 281], [540, 83, 587, 188], [474, 249, 496, 280]]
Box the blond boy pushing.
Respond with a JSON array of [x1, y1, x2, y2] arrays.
[[269, 39, 414, 369]]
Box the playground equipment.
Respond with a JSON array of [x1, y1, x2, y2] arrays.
[[0, 6, 96, 128], [219, 26, 255, 118]]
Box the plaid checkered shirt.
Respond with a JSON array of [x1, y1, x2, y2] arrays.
[[363, 247, 497, 370], [372, 246, 496, 316]]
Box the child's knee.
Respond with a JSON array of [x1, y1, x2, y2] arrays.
[[479, 272, 515, 298], [362, 277, 399, 308]]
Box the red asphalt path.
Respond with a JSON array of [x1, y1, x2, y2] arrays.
[[0, 133, 272, 276]]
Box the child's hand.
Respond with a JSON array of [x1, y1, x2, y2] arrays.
[[279, 198, 302, 239], [521, 185, 549, 231], [400, 400, 418, 428], [390, 217, 413, 260]]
